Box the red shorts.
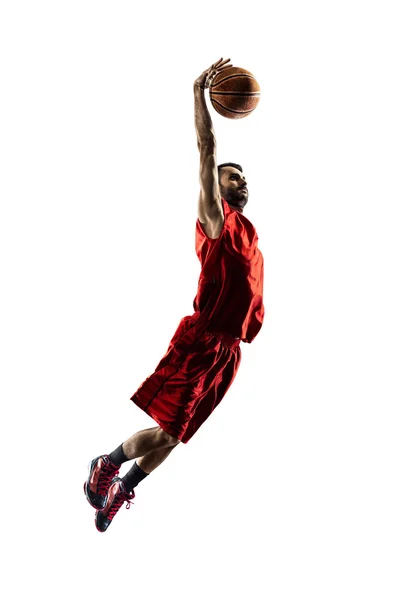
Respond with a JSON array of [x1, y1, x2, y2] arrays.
[[130, 312, 241, 443]]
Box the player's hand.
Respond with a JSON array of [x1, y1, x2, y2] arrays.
[[194, 58, 232, 90]]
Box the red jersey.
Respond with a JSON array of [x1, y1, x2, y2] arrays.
[[193, 198, 265, 343]]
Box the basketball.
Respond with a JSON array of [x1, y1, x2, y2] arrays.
[[209, 67, 260, 119]]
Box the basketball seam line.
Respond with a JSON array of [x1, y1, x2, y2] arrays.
[[210, 91, 260, 96], [210, 98, 255, 114], [210, 73, 256, 88]]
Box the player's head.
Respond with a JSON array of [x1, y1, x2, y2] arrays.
[[218, 163, 248, 212]]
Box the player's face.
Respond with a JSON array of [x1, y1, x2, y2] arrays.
[[219, 167, 249, 212]]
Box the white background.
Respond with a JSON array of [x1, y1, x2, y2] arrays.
[[1, 1, 399, 599]]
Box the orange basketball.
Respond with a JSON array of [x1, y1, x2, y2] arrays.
[[209, 66, 260, 119]]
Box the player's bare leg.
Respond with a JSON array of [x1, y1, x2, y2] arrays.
[[136, 444, 177, 473], [122, 425, 180, 460]]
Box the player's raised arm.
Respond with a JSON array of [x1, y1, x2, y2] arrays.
[[194, 58, 231, 224]]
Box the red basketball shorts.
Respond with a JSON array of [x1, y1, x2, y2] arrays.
[[130, 312, 242, 443]]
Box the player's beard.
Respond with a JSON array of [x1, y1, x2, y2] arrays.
[[222, 186, 249, 210]]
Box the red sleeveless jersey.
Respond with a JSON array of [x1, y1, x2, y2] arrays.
[[193, 198, 265, 343]]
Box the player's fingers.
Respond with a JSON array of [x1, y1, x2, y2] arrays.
[[216, 64, 232, 72], [210, 66, 230, 82], [208, 59, 230, 78], [209, 65, 219, 77], [211, 57, 225, 70], [206, 73, 214, 86], [208, 68, 219, 81]]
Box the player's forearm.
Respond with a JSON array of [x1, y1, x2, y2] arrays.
[[194, 85, 216, 150]]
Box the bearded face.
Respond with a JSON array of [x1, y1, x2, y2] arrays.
[[219, 166, 248, 212]]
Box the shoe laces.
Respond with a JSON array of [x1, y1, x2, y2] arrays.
[[108, 486, 134, 520], [97, 458, 119, 496]]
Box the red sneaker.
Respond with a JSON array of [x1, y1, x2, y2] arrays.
[[95, 477, 135, 532], [83, 455, 120, 510]]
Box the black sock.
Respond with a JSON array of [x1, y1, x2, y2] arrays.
[[122, 462, 149, 493], [108, 443, 129, 467]]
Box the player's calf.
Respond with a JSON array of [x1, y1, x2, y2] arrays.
[[122, 426, 180, 459]]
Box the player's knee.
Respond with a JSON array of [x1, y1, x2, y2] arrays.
[[157, 427, 180, 446]]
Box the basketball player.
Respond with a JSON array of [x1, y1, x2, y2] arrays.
[[84, 58, 265, 532]]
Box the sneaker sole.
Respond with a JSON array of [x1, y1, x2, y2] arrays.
[[94, 510, 107, 533]]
